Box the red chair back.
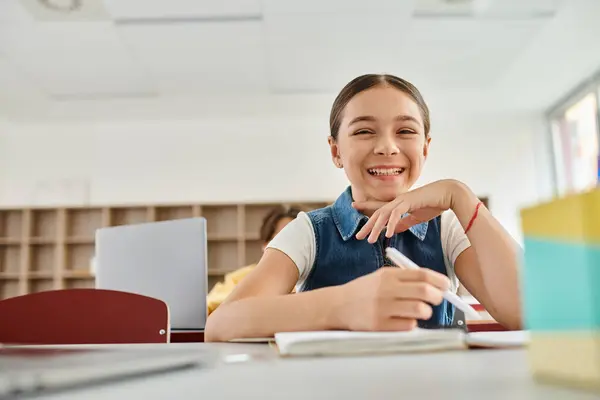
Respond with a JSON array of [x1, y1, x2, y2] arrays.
[[0, 289, 170, 345]]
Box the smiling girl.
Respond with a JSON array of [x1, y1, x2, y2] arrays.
[[205, 74, 522, 342]]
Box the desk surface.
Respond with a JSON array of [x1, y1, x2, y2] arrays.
[[27, 343, 600, 400]]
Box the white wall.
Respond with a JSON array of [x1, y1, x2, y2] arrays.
[[418, 111, 553, 242], [0, 107, 553, 243], [0, 116, 341, 204], [0, 118, 9, 202]]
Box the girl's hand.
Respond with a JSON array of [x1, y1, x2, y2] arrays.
[[332, 267, 450, 331], [353, 179, 467, 243]]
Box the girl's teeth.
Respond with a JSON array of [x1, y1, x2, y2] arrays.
[[368, 168, 404, 176]]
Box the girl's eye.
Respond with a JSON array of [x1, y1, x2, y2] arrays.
[[397, 129, 416, 135], [355, 129, 374, 135]]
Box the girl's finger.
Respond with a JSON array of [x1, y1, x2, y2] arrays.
[[367, 211, 390, 243], [380, 299, 433, 321], [392, 282, 445, 306], [386, 204, 408, 237], [391, 268, 451, 292], [355, 210, 379, 240]]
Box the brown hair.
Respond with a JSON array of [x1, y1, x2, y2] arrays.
[[329, 74, 430, 139], [259, 205, 306, 243]]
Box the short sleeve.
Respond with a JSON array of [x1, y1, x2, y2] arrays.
[[441, 210, 471, 266], [265, 212, 316, 282], [441, 210, 471, 293]]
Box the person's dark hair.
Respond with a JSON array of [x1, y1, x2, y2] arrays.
[[259, 205, 306, 243], [329, 74, 430, 140]]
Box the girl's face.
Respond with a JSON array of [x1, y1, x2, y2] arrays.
[[329, 85, 430, 203]]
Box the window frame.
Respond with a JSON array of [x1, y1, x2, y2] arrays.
[[546, 69, 600, 196]]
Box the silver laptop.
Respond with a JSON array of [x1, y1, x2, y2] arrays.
[[0, 346, 212, 398], [95, 218, 208, 331]]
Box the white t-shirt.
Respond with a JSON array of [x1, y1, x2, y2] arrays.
[[266, 210, 470, 293]]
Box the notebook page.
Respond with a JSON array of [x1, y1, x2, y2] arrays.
[[275, 328, 465, 356]]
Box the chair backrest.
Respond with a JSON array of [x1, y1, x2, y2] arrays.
[[0, 289, 170, 345]]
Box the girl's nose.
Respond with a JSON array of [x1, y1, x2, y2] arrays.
[[374, 134, 399, 156]]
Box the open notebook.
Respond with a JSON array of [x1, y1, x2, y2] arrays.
[[274, 329, 528, 357], [274, 328, 466, 356]]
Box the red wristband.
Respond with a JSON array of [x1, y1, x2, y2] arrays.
[[464, 201, 483, 234]]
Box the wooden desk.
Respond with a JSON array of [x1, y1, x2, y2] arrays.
[[24, 342, 599, 400]]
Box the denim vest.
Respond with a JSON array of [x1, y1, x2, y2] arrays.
[[301, 186, 454, 328]]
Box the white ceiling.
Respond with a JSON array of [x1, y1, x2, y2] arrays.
[[1, 0, 598, 120]]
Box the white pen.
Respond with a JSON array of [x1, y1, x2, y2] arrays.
[[385, 247, 482, 321]]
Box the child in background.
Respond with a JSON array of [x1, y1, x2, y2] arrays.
[[206, 205, 305, 314], [205, 74, 522, 342]]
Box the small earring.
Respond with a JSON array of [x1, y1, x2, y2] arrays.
[[335, 160, 342, 168]]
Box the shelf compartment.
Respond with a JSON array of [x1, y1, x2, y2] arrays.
[[65, 244, 94, 272], [202, 206, 238, 238], [0, 280, 20, 300], [111, 207, 147, 226], [30, 279, 54, 294], [64, 277, 95, 289], [67, 208, 102, 239], [0, 245, 20, 274], [155, 206, 194, 222], [0, 210, 22, 239], [30, 244, 55, 275], [244, 240, 264, 267], [207, 241, 239, 272], [31, 210, 57, 241]]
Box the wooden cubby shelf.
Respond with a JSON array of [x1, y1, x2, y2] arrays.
[[0, 201, 330, 300]]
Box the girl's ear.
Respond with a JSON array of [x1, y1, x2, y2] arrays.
[[422, 136, 432, 159], [328, 136, 343, 168]]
